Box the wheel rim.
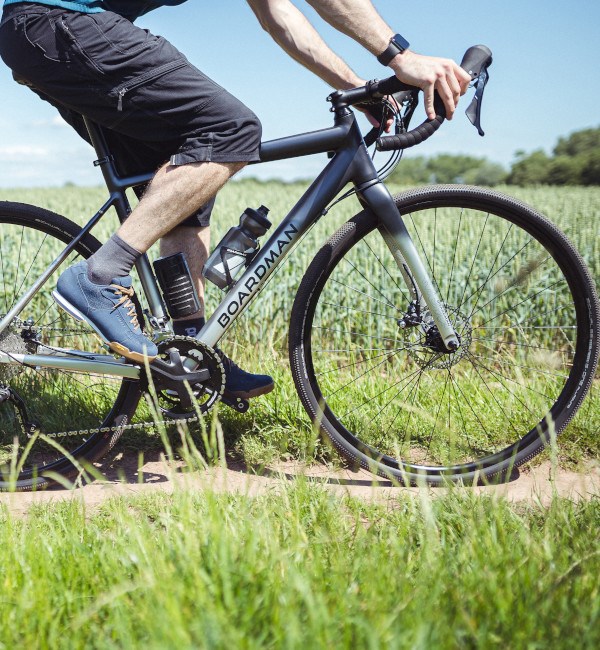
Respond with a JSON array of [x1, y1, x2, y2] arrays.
[[302, 192, 592, 475], [0, 214, 133, 484]]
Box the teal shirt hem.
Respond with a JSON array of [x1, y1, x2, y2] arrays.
[[2, 1, 188, 20], [3, 0, 104, 12]]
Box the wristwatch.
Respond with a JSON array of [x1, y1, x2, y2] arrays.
[[377, 33, 410, 66]]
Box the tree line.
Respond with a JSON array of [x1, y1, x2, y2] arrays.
[[388, 126, 600, 186]]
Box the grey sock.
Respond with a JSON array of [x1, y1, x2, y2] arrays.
[[173, 316, 205, 338], [87, 234, 142, 285]]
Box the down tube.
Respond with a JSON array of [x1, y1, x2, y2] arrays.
[[199, 150, 356, 348]]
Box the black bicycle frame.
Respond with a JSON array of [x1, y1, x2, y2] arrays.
[[0, 105, 459, 378]]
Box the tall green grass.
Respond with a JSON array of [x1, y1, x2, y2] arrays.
[[0, 483, 598, 648]]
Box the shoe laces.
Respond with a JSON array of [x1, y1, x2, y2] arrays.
[[110, 284, 139, 330], [215, 348, 238, 374]]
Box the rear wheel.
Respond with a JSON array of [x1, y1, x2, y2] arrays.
[[290, 186, 599, 484], [0, 202, 141, 491]]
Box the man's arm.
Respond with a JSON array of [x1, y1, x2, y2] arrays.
[[246, 0, 364, 91], [246, 0, 471, 120]]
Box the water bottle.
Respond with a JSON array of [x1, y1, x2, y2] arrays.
[[153, 252, 201, 319], [203, 205, 271, 290]]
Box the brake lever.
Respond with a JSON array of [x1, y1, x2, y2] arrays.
[[465, 65, 489, 136]]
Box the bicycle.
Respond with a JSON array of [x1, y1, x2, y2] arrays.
[[0, 45, 598, 490]]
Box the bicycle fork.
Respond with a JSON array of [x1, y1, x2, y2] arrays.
[[360, 182, 460, 351]]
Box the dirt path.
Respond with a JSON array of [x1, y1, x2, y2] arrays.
[[1, 454, 598, 517]]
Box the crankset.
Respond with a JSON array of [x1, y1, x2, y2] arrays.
[[146, 336, 249, 418]]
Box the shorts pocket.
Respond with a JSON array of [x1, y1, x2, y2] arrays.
[[23, 12, 69, 63], [113, 58, 188, 111]]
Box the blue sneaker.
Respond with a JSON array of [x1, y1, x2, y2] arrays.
[[218, 350, 274, 399], [53, 260, 158, 363]]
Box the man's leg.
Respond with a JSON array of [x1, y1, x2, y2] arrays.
[[118, 160, 241, 254]]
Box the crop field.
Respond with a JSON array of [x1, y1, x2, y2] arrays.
[[0, 182, 598, 648], [0, 182, 597, 470]]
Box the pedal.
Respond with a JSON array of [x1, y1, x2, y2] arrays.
[[221, 390, 250, 413]]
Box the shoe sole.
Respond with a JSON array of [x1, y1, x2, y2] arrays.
[[227, 381, 275, 400], [52, 290, 157, 364]]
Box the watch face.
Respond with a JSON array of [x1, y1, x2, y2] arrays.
[[391, 33, 410, 52]]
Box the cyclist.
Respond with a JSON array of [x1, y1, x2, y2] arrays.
[[0, 0, 470, 399]]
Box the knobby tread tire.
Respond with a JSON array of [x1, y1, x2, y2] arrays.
[[289, 186, 600, 485]]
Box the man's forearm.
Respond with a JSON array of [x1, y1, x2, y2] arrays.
[[247, 0, 363, 89], [306, 0, 393, 55]]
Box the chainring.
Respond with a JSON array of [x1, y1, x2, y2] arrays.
[[151, 336, 225, 419]]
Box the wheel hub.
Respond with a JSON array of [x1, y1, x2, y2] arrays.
[[402, 305, 472, 370]]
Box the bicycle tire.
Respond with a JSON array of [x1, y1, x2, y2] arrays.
[[289, 186, 599, 484], [0, 202, 142, 491]]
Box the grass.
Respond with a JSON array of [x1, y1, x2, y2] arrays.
[[0, 481, 598, 649]]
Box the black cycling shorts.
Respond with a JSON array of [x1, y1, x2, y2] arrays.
[[0, 3, 262, 226]]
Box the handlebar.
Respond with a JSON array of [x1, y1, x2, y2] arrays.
[[342, 44, 493, 151]]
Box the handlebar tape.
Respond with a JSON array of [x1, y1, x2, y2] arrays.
[[374, 44, 492, 151]]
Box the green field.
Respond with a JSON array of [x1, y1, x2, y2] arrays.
[[0, 183, 598, 648], [0, 182, 598, 471]]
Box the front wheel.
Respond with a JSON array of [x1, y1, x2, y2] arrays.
[[289, 186, 599, 484]]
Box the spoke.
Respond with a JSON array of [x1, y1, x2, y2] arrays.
[[319, 300, 398, 321], [366, 357, 437, 431], [406, 212, 444, 301], [466, 350, 553, 402], [324, 347, 407, 399], [469, 254, 552, 319], [315, 347, 407, 377], [329, 277, 399, 311], [13, 233, 49, 304], [445, 368, 494, 445], [467, 351, 569, 380], [475, 278, 566, 328], [363, 234, 406, 298], [424, 370, 450, 457], [341, 255, 399, 311], [471, 335, 566, 355], [461, 223, 514, 315], [446, 207, 464, 305], [313, 324, 403, 346], [336, 363, 425, 422], [458, 212, 490, 311]]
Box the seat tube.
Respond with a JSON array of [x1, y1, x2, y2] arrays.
[[360, 182, 460, 351]]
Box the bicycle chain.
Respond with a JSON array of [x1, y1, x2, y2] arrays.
[[3, 322, 205, 440], [41, 414, 200, 440]]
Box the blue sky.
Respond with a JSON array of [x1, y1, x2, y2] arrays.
[[0, 0, 598, 186]]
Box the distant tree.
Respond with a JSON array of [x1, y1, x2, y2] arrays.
[[553, 128, 600, 157], [546, 156, 584, 185], [507, 150, 552, 185], [462, 160, 507, 186], [507, 126, 600, 185], [389, 154, 506, 186], [580, 148, 600, 185], [389, 156, 431, 184], [427, 154, 485, 184]]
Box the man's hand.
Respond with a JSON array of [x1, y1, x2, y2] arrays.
[[389, 50, 471, 120]]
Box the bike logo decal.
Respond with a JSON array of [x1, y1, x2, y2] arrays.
[[217, 223, 299, 328]]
